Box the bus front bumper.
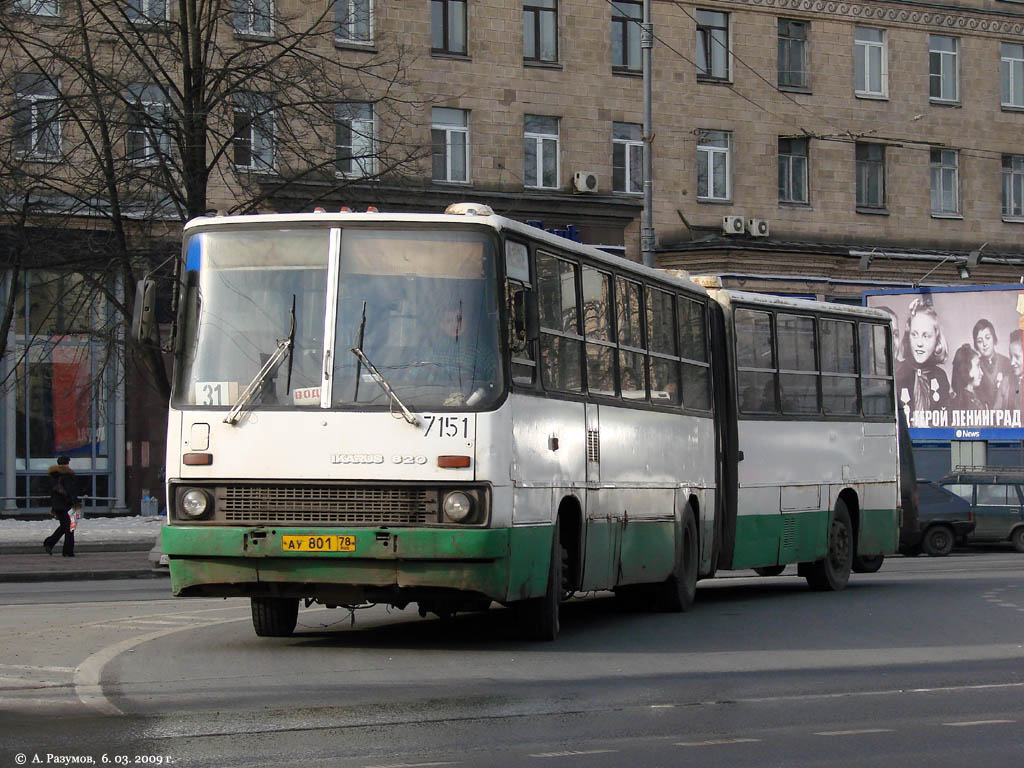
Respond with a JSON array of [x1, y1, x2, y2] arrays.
[[162, 525, 550, 604]]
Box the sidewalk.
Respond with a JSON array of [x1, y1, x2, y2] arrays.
[[0, 515, 167, 583]]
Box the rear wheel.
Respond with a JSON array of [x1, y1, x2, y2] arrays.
[[1010, 527, 1024, 553], [804, 500, 853, 591], [922, 525, 954, 557], [754, 565, 786, 577], [653, 504, 699, 612], [852, 554, 885, 573], [251, 597, 299, 637], [516, 521, 564, 641]]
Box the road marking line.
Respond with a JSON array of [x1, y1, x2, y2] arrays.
[[364, 763, 458, 768], [0, 664, 75, 673], [529, 750, 617, 758], [674, 739, 760, 747], [814, 729, 894, 736], [650, 704, 675, 708], [943, 720, 1015, 727]]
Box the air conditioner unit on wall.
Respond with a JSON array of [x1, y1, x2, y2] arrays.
[[572, 171, 599, 194], [747, 218, 770, 237], [722, 215, 745, 235]]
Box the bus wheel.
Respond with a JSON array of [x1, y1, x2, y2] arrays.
[[516, 522, 563, 641], [251, 597, 299, 637], [804, 500, 853, 591], [852, 554, 884, 573], [754, 565, 786, 577], [655, 504, 699, 612]]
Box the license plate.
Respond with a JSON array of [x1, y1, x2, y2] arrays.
[[281, 535, 356, 553]]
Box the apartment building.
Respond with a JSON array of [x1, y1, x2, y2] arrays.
[[4, 0, 1024, 512]]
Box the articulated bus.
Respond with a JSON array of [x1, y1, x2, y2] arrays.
[[153, 203, 899, 640]]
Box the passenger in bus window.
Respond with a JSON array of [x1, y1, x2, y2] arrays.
[[993, 328, 1023, 411], [950, 344, 984, 411], [895, 298, 949, 425], [972, 318, 1014, 409]]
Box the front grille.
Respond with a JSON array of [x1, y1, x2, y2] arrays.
[[219, 485, 438, 525]]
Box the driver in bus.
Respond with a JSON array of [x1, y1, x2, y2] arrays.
[[431, 306, 498, 406]]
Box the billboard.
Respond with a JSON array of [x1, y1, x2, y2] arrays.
[[865, 285, 1024, 440]]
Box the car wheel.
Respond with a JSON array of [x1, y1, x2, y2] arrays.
[[852, 554, 884, 573], [1011, 527, 1024, 554], [922, 525, 954, 557]]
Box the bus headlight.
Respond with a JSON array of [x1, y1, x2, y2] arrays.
[[181, 489, 210, 518], [443, 491, 472, 523]]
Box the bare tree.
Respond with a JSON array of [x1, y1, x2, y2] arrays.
[[0, 0, 428, 401]]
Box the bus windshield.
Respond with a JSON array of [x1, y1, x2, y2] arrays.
[[173, 225, 503, 411]]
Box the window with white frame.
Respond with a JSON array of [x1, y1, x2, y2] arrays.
[[126, 84, 171, 165], [778, 137, 808, 204], [612, 122, 643, 194], [930, 149, 960, 215], [777, 19, 808, 89], [126, 0, 167, 22], [233, 0, 272, 36], [14, 75, 60, 159], [14, 0, 59, 15], [431, 107, 469, 183], [232, 93, 274, 170], [524, 0, 558, 63], [696, 9, 730, 81], [929, 35, 959, 102], [854, 27, 887, 97], [335, 0, 372, 44], [612, 1, 642, 71], [697, 130, 730, 201], [335, 103, 375, 177], [524, 114, 559, 189], [1002, 43, 1024, 108], [1002, 154, 1024, 219], [432, 0, 467, 55], [855, 142, 885, 209]]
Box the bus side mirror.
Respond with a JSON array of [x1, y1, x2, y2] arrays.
[[131, 278, 158, 346]]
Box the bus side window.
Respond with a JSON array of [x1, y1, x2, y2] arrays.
[[537, 251, 583, 392], [509, 282, 538, 385], [735, 308, 777, 414], [860, 322, 894, 415], [679, 296, 711, 411]]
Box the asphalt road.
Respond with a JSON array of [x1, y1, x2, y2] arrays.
[[2, 551, 1023, 768]]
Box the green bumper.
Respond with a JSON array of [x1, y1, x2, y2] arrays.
[[162, 525, 551, 603]]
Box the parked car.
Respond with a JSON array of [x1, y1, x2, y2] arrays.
[[938, 466, 1024, 553], [900, 479, 975, 556]]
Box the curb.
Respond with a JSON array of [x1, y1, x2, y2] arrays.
[[0, 569, 169, 583], [0, 541, 154, 555]]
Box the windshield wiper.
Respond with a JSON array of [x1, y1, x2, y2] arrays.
[[349, 346, 419, 426], [224, 297, 296, 426]]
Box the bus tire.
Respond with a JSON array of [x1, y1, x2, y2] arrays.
[[251, 597, 299, 637], [754, 565, 786, 577], [654, 504, 699, 612], [516, 522, 562, 641], [922, 525, 954, 557], [804, 500, 853, 591], [852, 554, 885, 573]]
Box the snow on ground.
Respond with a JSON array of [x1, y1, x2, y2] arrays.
[[0, 514, 164, 544]]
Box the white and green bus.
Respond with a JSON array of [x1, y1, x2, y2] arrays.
[[149, 203, 900, 640]]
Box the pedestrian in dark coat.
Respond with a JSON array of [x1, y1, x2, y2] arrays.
[[43, 456, 78, 557]]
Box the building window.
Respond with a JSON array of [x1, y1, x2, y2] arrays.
[[1002, 43, 1024, 108], [232, 94, 274, 170], [14, 75, 61, 159], [930, 149, 960, 216], [335, 103, 375, 177], [233, 0, 272, 36], [612, 122, 643, 194], [777, 19, 808, 89], [697, 130, 730, 201], [855, 142, 886, 210], [431, 107, 469, 183], [335, 0, 373, 44], [432, 0, 467, 55], [126, 0, 167, 23], [14, 0, 59, 15], [524, 0, 557, 63], [1002, 155, 1024, 219], [696, 9, 730, 81], [126, 84, 170, 165], [524, 114, 559, 189], [929, 35, 958, 102], [854, 27, 887, 98], [778, 137, 808, 204], [612, 1, 642, 71]]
